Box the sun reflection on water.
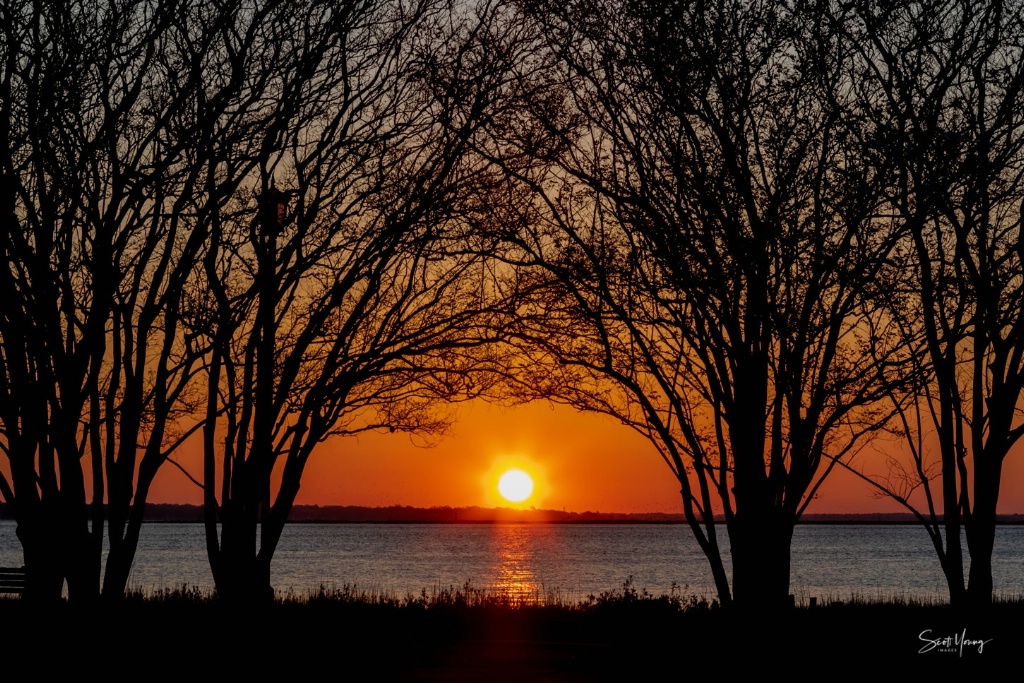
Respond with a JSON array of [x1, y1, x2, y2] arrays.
[[487, 524, 542, 602]]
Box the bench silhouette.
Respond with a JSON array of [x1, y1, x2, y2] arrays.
[[0, 567, 26, 596]]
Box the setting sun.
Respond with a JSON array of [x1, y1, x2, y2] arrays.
[[498, 469, 534, 503], [482, 455, 547, 509]]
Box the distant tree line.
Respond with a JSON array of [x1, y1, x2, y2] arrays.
[[1, 0, 1022, 610]]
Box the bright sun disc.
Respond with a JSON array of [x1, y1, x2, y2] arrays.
[[498, 469, 534, 503]]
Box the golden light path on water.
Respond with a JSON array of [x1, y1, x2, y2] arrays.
[[487, 524, 542, 602]]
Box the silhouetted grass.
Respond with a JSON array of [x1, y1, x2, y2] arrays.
[[8, 575, 1021, 612], [267, 575, 717, 614], [2, 581, 1020, 676]]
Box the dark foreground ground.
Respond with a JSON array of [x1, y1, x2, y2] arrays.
[[1, 595, 1018, 678]]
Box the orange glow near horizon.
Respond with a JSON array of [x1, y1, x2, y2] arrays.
[[129, 398, 1024, 515]]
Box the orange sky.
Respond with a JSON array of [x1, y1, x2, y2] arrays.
[[148, 398, 1024, 515]]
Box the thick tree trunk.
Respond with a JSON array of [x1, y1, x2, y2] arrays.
[[966, 458, 1001, 607], [966, 529, 995, 607], [214, 552, 274, 603], [103, 460, 163, 599], [215, 556, 274, 603], [12, 484, 98, 605], [213, 502, 275, 603], [729, 512, 794, 609], [16, 518, 65, 604], [726, 347, 794, 609], [61, 518, 101, 604], [103, 544, 134, 599], [103, 515, 146, 600]]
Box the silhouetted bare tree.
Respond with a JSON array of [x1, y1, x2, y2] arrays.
[[0, 0, 337, 602], [841, 0, 1024, 606], [475, 0, 911, 607], [190, 0, 510, 602]]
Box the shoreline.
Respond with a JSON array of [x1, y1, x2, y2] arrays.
[[5, 504, 1022, 524]]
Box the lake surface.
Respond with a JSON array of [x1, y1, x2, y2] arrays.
[[2, 522, 1022, 603]]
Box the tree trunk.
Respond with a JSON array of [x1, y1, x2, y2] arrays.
[[103, 466, 164, 599], [104, 511, 146, 600], [16, 518, 65, 604], [729, 511, 794, 609], [103, 541, 134, 600], [937, 409, 967, 606], [215, 552, 274, 603], [966, 457, 1001, 607], [215, 556, 273, 603], [60, 514, 101, 605], [214, 501, 274, 603], [695, 525, 732, 608]]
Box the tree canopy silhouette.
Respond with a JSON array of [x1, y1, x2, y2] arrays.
[[0, 0, 510, 603], [840, 0, 1024, 607], [0, 0, 314, 602], [4, 0, 1023, 611], [187, 0, 512, 601], [475, 0, 912, 607]]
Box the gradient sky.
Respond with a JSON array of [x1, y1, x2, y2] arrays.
[[147, 398, 1024, 514]]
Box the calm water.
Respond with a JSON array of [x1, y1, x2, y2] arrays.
[[1, 521, 1022, 603]]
